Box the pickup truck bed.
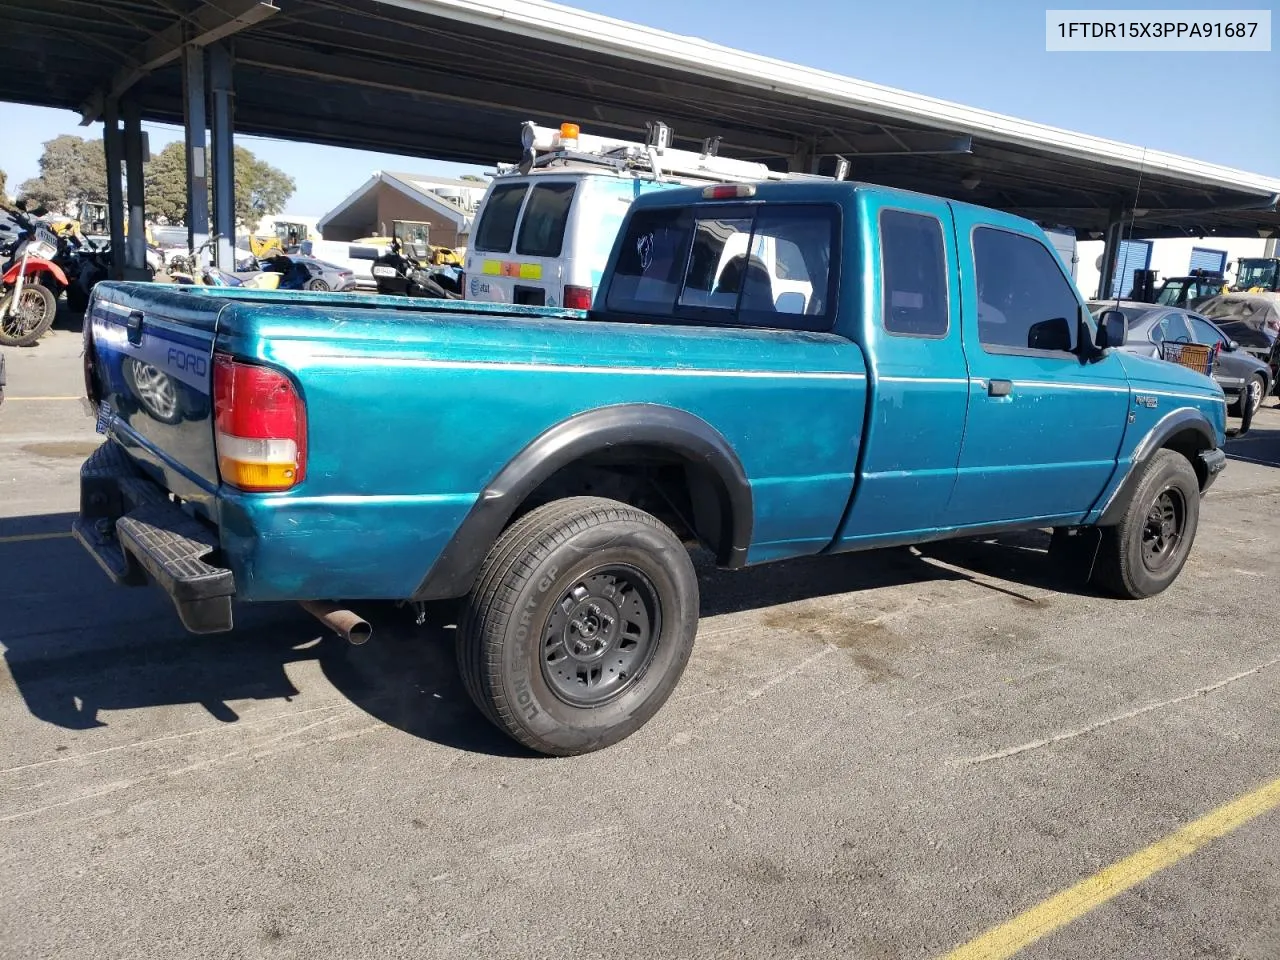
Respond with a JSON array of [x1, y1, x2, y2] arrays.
[[76, 180, 1228, 755]]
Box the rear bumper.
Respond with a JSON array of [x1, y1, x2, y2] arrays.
[[73, 441, 236, 633]]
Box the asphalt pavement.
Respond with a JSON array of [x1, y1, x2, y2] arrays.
[[2, 327, 1279, 960]]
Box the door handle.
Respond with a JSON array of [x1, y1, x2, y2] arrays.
[[126, 310, 144, 346], [988, 379, 1012, 397]]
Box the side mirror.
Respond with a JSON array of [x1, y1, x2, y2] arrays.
[[1095, 309, 1128, 349], [1028, 316, 1073, 351], [1227, 340, 1240, 352]]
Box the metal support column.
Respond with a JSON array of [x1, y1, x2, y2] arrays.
[[1097, 206, 1125, 300], [208, 42, 236, 269], [787, 143, 818, 175], [102, 98, 126, 281], [182, 42, 210, 266], [122, 99, 149, 281]]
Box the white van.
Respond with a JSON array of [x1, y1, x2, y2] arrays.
[[464, 122, 833, 310]]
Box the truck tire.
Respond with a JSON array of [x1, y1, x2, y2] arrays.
[[1092, 449, 1200, 599], [457, 496, 699, 756]]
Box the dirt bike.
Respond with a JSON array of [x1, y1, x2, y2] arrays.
[[0, 220, 65, 347]]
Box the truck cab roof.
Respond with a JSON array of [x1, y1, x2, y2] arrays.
[[624, 178, 1048, 236]]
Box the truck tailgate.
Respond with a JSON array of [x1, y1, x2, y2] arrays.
[[86, 283, 226, 506]]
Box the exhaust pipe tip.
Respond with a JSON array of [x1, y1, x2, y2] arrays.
[[301, 600, 372, 645]]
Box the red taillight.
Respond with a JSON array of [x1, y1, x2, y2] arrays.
[[563, 285, 593, 310], [701, 183, 757, 200], [212, 353, 307, 492]]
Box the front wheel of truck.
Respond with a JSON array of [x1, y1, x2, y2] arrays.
[[1092, 449, 1200, 599], [457, 496, 699, 756]]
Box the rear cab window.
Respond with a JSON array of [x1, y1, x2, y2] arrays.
[[603, 202, 839, 332]]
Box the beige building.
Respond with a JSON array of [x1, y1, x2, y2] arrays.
[[317, 172, 486, 249]]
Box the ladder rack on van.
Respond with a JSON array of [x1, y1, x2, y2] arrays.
[[497, 121, 847, 186]]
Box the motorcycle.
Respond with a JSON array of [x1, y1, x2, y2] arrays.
[[1, 218, 66, 347], [66, 237, 112, 314], [370, 239, 462, 299], [167, 237, 281, 290]]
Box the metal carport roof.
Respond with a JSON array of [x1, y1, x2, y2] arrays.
[[4, 0, 1279, 240]]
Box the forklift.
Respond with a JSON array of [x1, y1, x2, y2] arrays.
[[1232, 257, 1280, 294]]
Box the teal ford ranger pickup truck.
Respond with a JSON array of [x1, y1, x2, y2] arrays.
[[75, 180, 1227, 755]]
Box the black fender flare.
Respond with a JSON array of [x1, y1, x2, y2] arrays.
[[412, 404, 754, 601], [1098, 408, 1217, 526]]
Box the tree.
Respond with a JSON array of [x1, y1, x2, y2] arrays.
[[18, 136, 107, 215], [142, 142, 294, 228], [233, 146, 294, 228], [460, 174, 487, 182], [143, 142, 189, 224]]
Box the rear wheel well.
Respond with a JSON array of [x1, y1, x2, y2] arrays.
[[512, 445, 737, 563]]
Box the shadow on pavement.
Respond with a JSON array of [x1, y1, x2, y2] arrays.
[[699, 527, 1082, 619], [2, 511, 1085, 756], [50, 301, 86, 335], [1225, 421, 1280, 469]]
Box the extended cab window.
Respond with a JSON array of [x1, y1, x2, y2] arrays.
[[880, 210, 948, 337], [516, 182, 576, 258], [605, 203, 838, 332], [474, 183, 528, 253], [974, 227, 1080, 354]]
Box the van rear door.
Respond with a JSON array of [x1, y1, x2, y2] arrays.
[[466, 178, 579, 307]]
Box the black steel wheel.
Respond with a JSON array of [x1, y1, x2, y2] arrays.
[[1093, 449, 1199, 599], [457, 497, 699, 756], [542, 566, 661, 706], [1140, 488, 1186, 573]]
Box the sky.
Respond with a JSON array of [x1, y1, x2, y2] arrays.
[[1, 0, 1276, 217]]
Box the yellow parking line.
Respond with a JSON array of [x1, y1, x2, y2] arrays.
[[940, 774, 1280, 960], [0, 532, 74, 544]]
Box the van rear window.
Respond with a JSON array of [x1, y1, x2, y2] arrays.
[[516, 183, 576, 258], [474, 183, 528, 253]]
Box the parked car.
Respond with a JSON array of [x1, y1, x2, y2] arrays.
[[255, 254, 357, 292], [77, 180, 1227, 756], [1088, 300, 1272, 415], [1194, 293, 1280, 392]]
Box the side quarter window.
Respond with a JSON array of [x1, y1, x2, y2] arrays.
[[973, 227, 1080, 355], [880, 210, 948, 338]]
